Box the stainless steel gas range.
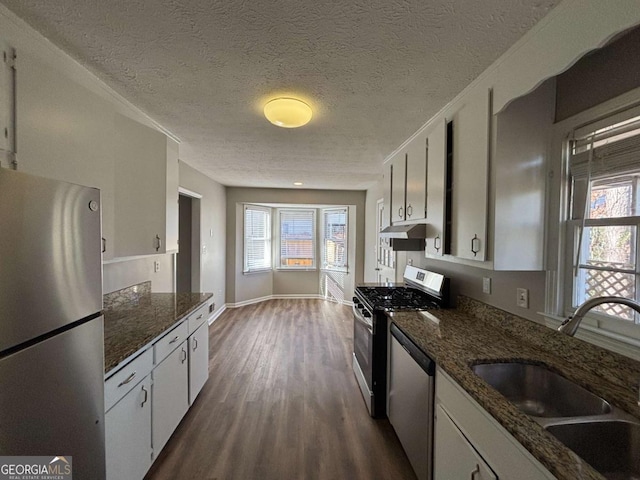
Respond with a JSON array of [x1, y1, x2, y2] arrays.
[[352, 266, 449, 418]]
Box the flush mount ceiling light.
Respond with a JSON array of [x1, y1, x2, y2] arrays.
[[263, 97, 312, 128], [293, 182, 303, 186]]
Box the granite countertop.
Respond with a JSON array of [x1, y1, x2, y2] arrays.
[[390, 296, 640, 480], [103, 282, 212, 374]]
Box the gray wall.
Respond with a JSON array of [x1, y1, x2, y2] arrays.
[[556, 25, 640, 122], [103, 254, 175, 294], [226, 188, 366, 305], [179, 162, 227, 315]]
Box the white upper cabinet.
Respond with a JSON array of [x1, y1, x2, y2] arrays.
[[405, 131, 428, 222], [424, 120, 447, 257], [113, 113, 178, 258], [388, 132, 428, 225], [448, 82, 493, 261], [0, 39, 14, 166], [492, 79, 555, 270], [390, 150, 407, 224], [15, 50, 116, 260]]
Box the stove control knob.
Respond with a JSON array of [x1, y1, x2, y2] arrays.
[[363, 311, 371, 318]]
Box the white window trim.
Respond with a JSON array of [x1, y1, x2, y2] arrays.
[[276, 208, 317, 271], [321, 207, 349, 273], [551, 97, 640, 352], [243, 204, 272, 274]]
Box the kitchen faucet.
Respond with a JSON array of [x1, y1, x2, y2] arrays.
[[558, 296, 640, 336]]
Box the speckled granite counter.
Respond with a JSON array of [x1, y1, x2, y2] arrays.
[[103, 282, 212, 374], [390, 296, 640, 480]]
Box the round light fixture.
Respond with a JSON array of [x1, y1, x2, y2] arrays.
[[264, 97, 312, 128]]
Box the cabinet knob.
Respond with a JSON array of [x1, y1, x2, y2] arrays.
[[155, 234, 162, 252], [193, 337, 198, 351], [101, 237, 107, 254], [406, 204, 413, 217], [169, 335, 180, 344], [471, 234, 480, 256], [398, 206, 404, 218], [434, 235, 441, 252], [181, 348, 187, 364]]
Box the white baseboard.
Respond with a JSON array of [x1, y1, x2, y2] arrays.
[[208, 305, 227, 325], [226, 294, 355, 309]]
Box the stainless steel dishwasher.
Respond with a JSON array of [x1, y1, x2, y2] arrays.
[[388, 322, 436, 480]]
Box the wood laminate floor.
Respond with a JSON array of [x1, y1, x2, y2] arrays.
[[145, 299, 417, 480]]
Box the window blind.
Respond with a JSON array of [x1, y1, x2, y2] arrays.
[[244, 205, 271, 272], [322, 208, 348, 272], [279, 209, 315, 269]]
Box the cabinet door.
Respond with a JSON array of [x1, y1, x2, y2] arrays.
[[105, 377, 152, 480], [425, 120, 447, 256], [113, 113, 174, 257], [381, 162, 392, 230], [434, 404, 497, 480], [0, 40, 14, 166], [405, 132, 427, 222], [451, 86, 491, 260], [188, 321, 210, 405], [16, 51, 116, 260], [390, 151, 407, 223], [152, 340, 189, 456]]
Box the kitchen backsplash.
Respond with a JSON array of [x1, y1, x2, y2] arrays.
[[103, 281, 152, 310]]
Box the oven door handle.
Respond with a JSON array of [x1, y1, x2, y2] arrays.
[[353, 305, 374, 332]]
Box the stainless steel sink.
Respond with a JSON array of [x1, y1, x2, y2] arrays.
[[471, 362, 611, 418], [545, 421, 640, 480]]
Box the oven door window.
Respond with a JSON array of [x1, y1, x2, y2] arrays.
[[353, 314, 373, 388]]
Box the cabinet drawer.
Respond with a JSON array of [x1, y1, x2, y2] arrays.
[[105, 348, 153, 412], [154, 322, 188, 365], [188, 303, 208, 334]]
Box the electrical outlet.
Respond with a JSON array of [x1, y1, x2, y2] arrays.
[[517, 288, 529, 308], [154, 261, 160, 273], [482, 277, 491, 294]]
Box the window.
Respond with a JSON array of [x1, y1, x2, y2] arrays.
[[278, 209, 315, 269], [566, 114, 640, 335], [243, 205, 271, 273], [322, 208, 348, 272]]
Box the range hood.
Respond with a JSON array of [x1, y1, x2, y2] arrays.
[[379, 224, 427, 239], [380, 224, 427, 251]]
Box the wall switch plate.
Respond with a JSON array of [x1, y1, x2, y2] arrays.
[[482, 277, 491, 294], [154, 261, 160, 273], [517, 288, 529, 308]]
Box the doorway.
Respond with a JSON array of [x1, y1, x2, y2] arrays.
[[177, 189, 202, 293]]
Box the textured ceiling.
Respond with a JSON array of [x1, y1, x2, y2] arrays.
[[1, 0, 561, 190]]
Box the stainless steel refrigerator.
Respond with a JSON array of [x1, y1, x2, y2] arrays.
[[0, 168, 105, 479]]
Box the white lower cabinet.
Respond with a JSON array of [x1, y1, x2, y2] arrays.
[[152, 340, 190, 456], [434, 404, 496, 480], [434, 367, 554, 480], [105, 377, 152, 480], [188, 321, 209, 405]]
